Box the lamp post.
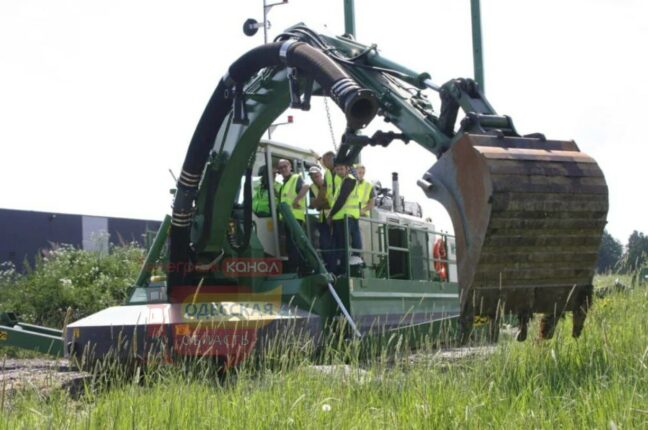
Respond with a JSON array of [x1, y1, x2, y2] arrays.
[[242, 0, 289, 44], [243, 0, 290, 139]]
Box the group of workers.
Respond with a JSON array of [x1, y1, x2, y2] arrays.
[[252, 151, 375, 275]]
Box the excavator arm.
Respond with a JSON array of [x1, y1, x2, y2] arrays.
[[167, 25, 608, 341]]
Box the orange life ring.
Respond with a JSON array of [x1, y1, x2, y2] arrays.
[[433, 238, 448, 281]]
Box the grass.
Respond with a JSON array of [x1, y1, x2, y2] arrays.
[[2, 274, 648, 429]]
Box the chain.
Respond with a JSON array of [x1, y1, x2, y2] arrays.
[[323, 97, 338, 151]]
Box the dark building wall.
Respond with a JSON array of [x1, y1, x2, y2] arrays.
[[0, 209, 161, 271], [108, 218, 161, 246], [0, 209, 82, 270]]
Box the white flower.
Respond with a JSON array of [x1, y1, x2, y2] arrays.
[[321, 404, 332, 412], [60, 278, 72, 286]]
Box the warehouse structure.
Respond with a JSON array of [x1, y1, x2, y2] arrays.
[[0, 208, 161, 271]]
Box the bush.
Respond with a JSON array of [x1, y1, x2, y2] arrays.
[[0, 244, 145, 328]]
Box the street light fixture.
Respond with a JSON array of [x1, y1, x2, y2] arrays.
[[243, 0, 288, 44], [242, 0, 290, 139]]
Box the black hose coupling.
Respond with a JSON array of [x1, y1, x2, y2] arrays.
[[329, 78, 378, 130], [171, 185, 197, 228]]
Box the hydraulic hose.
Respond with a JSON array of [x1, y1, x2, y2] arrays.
[[168, 40, 378, 288]]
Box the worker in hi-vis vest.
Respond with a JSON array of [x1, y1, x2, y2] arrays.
[[277, 159, 309, 272], [321, 151, 341, 209], [251, 165, 278, 218], [354, 163, 375, 217], [326, 159, 362, 275], [320, 151, 342, 270], [307, 165, 335, 271]]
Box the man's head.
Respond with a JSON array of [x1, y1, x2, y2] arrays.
[[355, 164, 366, 181], [321, 151, 335, 170], [277, 159, 292, 179], [257, 165, 268, 177], [334, 163, 349, 178], [257, 165, 269, 186], [308, 166, 323, 185]]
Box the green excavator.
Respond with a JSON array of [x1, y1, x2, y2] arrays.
[[1, 2, 608, 366]]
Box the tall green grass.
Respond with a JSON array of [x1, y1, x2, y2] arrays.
[[2, 275, 647, 429]]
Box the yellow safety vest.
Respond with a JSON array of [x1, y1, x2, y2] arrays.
[[252, 184, 271, 215], [324, 169, 342, 209], [331, 174, 360, 221], [310, 183, 319, 196], [279, 174, 305, 221], [273, 180, 282, 195], [356, 180, 374, 207], [310, 183, 326, 222]]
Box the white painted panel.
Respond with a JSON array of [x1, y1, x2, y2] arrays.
[[447, 236, 458, 283]]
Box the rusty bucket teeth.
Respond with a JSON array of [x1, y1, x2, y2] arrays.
[[422, 133, 608, 340]]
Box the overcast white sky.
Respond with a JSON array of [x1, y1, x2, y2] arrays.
[[1, 0, 645, 243]]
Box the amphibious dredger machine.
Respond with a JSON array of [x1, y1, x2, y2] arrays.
[[61, 18, 608, 366]]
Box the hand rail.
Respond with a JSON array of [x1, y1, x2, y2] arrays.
[[340, 215, 455, 282]]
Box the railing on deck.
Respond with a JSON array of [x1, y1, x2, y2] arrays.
[[305, 212, 455, 281], [349, 216, 455, 281]]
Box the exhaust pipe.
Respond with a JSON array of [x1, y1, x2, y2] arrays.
[[392, 172, 401, 213]]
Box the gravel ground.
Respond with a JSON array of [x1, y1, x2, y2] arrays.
[[0, 358, 90, 399], [0, 342, 500, 400]]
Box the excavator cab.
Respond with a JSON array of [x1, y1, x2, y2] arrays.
[[237, 141, 321, 262]]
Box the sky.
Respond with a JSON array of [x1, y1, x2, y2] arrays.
[[1, 0, 646, 243]]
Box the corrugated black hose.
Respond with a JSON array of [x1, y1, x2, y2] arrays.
[[168, 40, 378, 289]]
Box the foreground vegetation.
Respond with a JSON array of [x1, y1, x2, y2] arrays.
[[1, 274, 646, 429], [0, 244, 143, 328]]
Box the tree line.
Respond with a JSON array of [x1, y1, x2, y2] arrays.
[[597, 229, 648, 273]]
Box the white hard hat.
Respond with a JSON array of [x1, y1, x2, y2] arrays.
[[308, 166, 322, 174]]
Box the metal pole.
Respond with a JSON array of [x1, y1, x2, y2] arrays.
[[328, 282, 362, 338], [263, 1, 272, 139], [343, 0, 356, 37], [261, 0, 288, 139], [262, 0, 269, 44], [470, 0, 485, 92]]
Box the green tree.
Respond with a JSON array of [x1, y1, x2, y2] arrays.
[[622, 230, 648, 273], [596, 230, 623, 273]]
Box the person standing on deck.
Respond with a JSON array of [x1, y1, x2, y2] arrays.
[[327, 160, 361, 275], [354, 163, 375, 217], [308, 165, 336, 271], [321, 151, 341, 215], [277, 159, 309, 272]]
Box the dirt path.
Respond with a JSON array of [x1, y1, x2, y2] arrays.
[[0, 358, 89, 398], [0, 344, 499, 398]]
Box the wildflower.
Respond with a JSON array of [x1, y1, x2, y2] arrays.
[[321, 404, 331, 412]]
